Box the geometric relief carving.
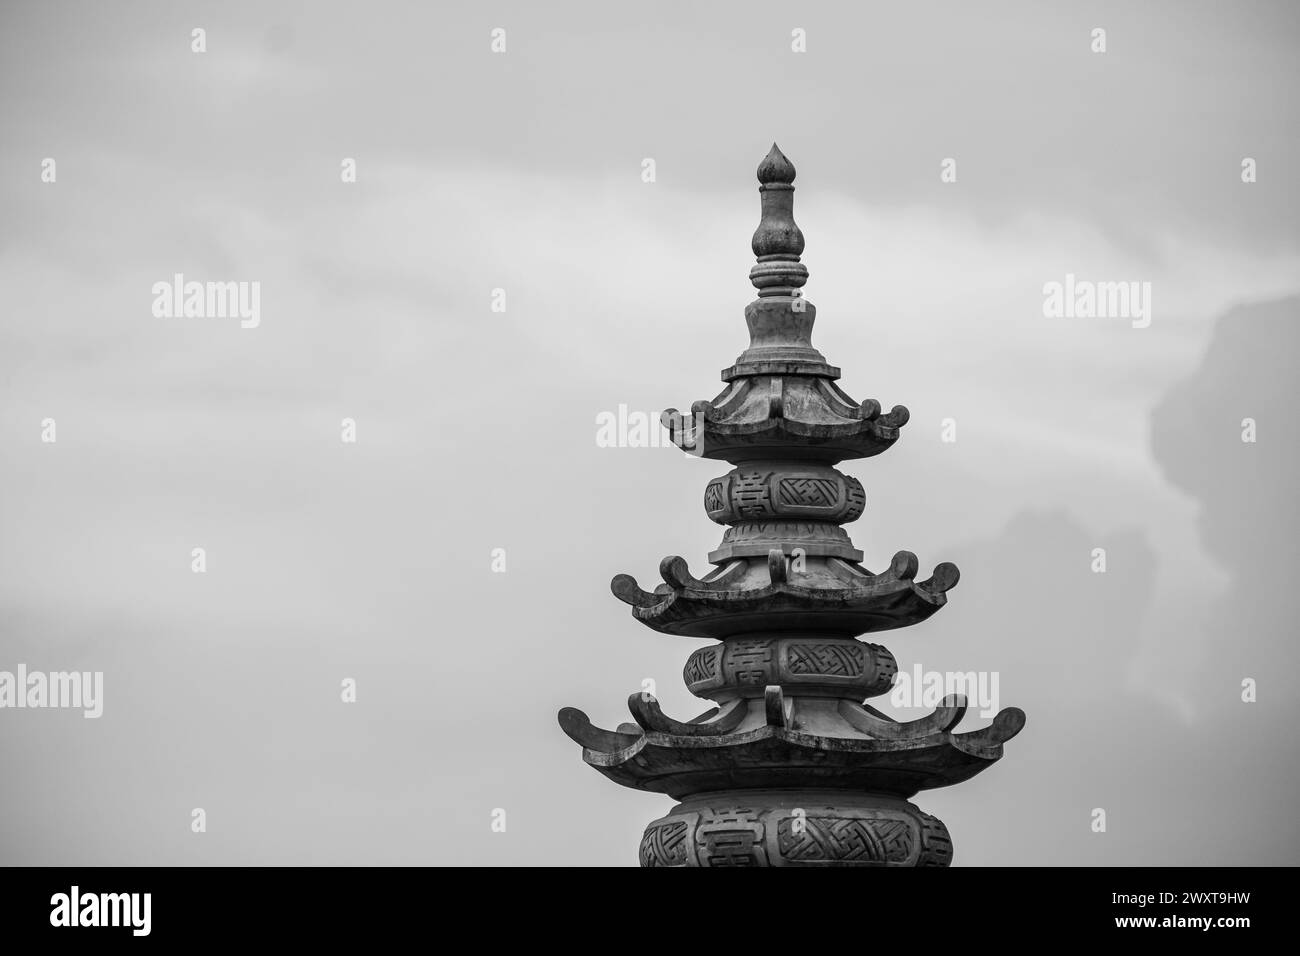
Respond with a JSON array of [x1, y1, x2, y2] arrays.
[[639, 821, 690, 867], [683, 646, 719, 684], [916, 812, 955, 867], [685, 638, 894, 699], [778, 477, 837, 507], [777, 816, 915, 864], [732, 472, 774, 518], [695, 807, 765, 867], [843, 480, 866, 521], [704, 480, 727, 513], [786, 642, 864, 677], [724, 638, 774, 688], [640, 803, 950, 868], [704, 468, 865, 525]]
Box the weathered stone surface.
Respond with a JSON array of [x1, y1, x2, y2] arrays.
[[610, 550, 958, 638], [704, 464, 866, 525], [641, 792, 953, 868], [558, 145, 1024, 867], [683, 636, 896, 701]]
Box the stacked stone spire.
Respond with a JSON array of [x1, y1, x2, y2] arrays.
[[559, 145, 1024, 867]]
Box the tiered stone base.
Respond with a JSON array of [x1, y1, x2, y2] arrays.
[[639, 790, 952, 867]]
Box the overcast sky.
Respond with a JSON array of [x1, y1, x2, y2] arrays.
[[1, 0, 1297, 865]]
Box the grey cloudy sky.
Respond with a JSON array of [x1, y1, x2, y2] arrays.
[[1, 1, 1297, 864]]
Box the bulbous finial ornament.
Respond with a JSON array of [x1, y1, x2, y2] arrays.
[[756, 143, 796, 185], [751, 143, 808, 292]]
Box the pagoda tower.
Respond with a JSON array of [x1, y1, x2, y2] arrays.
[[559, 145, 1025, 867]]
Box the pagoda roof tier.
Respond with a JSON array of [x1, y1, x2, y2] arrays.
[[612, 550, 959, 639], [664, 364, 909, 465], [558, 691, 1025, 801]]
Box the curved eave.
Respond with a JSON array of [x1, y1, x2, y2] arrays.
[[613, 553, 959, 638], [564, 717, 1024, 800]]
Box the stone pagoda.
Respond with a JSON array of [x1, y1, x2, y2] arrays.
[[559, 145, 1024, 867]]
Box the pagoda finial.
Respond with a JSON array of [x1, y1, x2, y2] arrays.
[[750, 144, 807, 294], [756, 142, 796, 185]]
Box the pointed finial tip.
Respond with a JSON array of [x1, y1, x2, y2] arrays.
[[757, 143, 795, 185]]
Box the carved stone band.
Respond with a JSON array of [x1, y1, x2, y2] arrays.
[[705, 465, 865, 526], [684, 636, 896, 700], [640, 795, 952, 868]]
